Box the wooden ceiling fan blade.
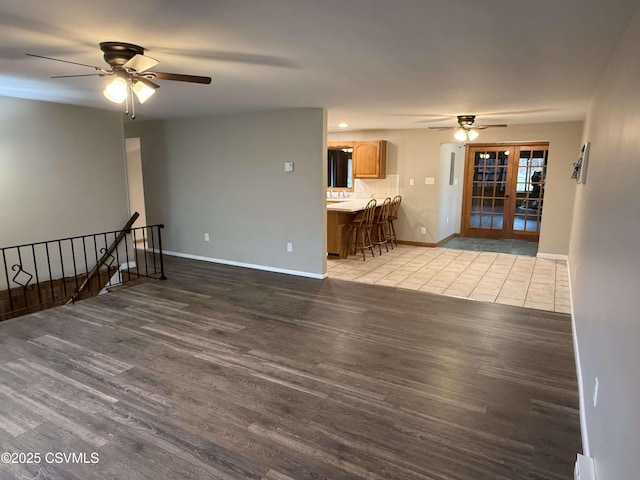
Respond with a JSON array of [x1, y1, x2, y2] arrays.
[[427, 126, 458, 131], [475, 125, 508, 130], [26, 53, 105, 71], [123, 54, 159, 73], [149, 71, 212, 84]]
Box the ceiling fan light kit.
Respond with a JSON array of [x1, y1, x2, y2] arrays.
[[454, 128, 479, 142], [27, 41, 212, 119], [429, 114, 507, 142]]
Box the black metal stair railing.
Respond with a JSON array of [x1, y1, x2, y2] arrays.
[[0, 223, 166, 321]]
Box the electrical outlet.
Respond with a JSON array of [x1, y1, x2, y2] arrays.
[[420, 227, 426, 234], [593, 377, 599, 407], [204, 233, 210, 242], [286, 242, 293, 252], [409, 178, 415, 186]]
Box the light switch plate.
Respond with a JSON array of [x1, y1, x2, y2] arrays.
[[425, 177, 435, 185], [284, 162, 294, 172], [409, 178, 415, 186]]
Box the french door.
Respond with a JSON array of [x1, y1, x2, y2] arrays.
[[462, 143, 549, 241]]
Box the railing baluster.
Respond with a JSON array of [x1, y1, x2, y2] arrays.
[[58, 240, 67, 299], [82, 237, 90, 293], [103, 233, 111, 287], [93, 235, 100, 296], [45, 243, 55, 303], [123, 231, 131, 280], [70, 239, 79, 293], [107, 232, 122, 286], [2, 248, 13, 312], [141, 227, 149, 277], [113, 231, 121, 285], [16, 247, 28, 309], [132, 229, 140, 279], [158, 225, 167, 280], [150, 227, 158, 274], [31, 245, 42, 306]]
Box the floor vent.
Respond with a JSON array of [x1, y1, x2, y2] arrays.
[[575, 454, 596, 480]]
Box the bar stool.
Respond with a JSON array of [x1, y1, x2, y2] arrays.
[[387, 195, 402, 247], [373, 197, 391, 255], [349, 199, 376, 260]]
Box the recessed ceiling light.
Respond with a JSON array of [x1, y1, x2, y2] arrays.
[[338, 122, 349, 128]]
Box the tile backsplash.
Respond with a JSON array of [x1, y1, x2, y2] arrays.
[[354, 175, 399, 200]]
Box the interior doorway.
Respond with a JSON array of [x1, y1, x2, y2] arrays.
[[461, 142, 548, 241], [124, 137, 147, 228]]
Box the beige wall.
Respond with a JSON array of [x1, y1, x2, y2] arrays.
[[568, 11, 640, 480], [329, 120, 582, 254], [125, 108, 327, 278], [0, 95, 129, 246]]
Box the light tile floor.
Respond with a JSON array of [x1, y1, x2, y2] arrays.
[[327, 245, 571, 314]]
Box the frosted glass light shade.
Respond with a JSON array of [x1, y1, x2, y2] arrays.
[[132, 79, 157, 104], [103, 77, 128, 103], [454, 128, 467, 141], [454, 128, 480, 142]]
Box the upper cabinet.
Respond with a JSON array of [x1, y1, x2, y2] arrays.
[[353, 140, 387, 179]]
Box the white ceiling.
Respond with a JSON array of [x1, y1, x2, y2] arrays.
[[1, 0, 637, 131]]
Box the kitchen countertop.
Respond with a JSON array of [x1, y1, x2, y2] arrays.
[[326, 198, 376, 213]]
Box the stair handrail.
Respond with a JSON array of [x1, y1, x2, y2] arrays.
[[67, 212, 139, 304]]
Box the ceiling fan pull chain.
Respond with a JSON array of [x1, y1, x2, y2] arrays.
[[124, 81, 130, 118], [130, 78, 136, 120]]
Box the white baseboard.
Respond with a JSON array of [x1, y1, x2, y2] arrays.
[[575, 453, 596, 480], [163, 250, 328, 280], [567, 258, 590, 457], [537, 252, 569, 261]]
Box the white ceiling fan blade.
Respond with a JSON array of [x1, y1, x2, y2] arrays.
[[123, 54, 159, 73]]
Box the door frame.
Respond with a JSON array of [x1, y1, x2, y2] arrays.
[[461, 141, 549, 241]]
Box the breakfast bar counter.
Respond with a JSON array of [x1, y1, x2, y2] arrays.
[[326, 198, 374, 258]]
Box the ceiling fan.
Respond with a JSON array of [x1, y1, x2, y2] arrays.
[[26, 42, 212, 118], [428, 115, 507, 141]]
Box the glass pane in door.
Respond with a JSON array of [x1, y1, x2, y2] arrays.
[[469, 150, 509, 231], [513, 148, 547, 233]]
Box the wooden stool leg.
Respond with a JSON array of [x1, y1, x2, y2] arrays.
[[389, 219, 397, 246], [382, 223, 389, 252], [367, 227, 375, 257]]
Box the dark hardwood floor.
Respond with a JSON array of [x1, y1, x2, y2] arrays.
[[0, 255, 581, 479]]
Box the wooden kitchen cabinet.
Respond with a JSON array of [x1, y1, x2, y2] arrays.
[[353, 140, 387, 179]]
